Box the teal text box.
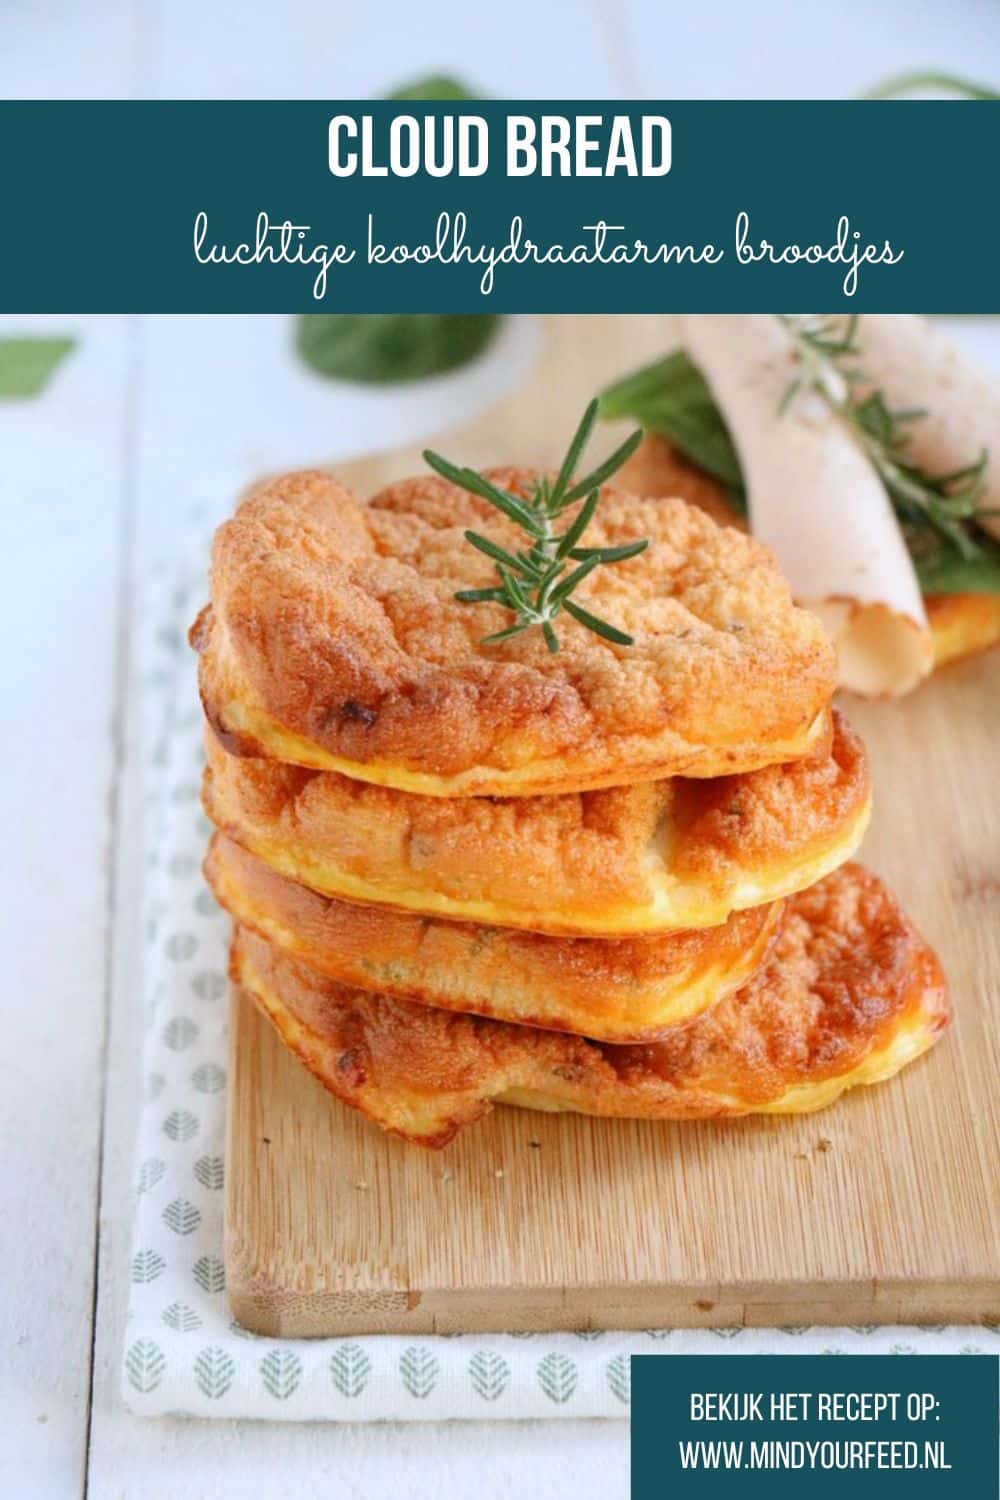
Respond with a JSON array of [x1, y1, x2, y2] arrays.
[[2, 102, 999, 310], [631, 1354, 998, 1499]]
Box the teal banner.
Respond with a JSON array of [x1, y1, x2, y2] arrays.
[[2, 101, 999, 311], [630, 1355, 999, 1498]]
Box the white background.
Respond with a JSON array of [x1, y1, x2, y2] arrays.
[[3, 2, 1000, 1496]]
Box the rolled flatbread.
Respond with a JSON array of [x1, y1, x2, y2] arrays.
[[850, 314, 1000, 543], [679, 314, 933, 697]]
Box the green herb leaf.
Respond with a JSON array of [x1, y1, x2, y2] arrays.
[[296, 313, 501, 387], [604, 322, 1000, 597], [424, 453, 544, 534], [864, 71, 999, 100], [462, 530, 531, 574], [779, 314, 1000, 591], [568, 539, 649, 564], [550, 400, 600, 508], [550, 554, 601, 604], [599, 351, 746, 503], [910, 528, 1000, 595], [293, 71, 496, 388], [388, 75, 477, 101], [554, 487, 601, 558], [454, 586, 509, 604], [0, 336, 75, 399], [560, 426, 645, 506], [432, 401, 646, 649], [562, 599, 634, 645], [481, 621, 532, 646]]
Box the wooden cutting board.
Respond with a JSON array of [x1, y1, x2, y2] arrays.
[[225, 316, 1000, 1337]]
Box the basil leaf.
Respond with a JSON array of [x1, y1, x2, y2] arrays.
[[296, 313, 501, 386], [0, 336, 75, 398], [913, 535, 1000, 595], [864, 71, 999, 100], [599, 351, 747, 505], [293, 73, 490, 388], [388, 75, 476, 101]]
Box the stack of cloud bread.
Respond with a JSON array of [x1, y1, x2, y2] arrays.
[[191, 461, 949, 1148]]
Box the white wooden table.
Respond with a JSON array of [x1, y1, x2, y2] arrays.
[[3, 4, 999, 1495]]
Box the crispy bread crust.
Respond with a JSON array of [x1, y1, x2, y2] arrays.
[[206, 834, 781, 1042], [193, 468, 837, 795], [231, 864, 950, 1147], [926, 593, 1000, 669], [202, 710, 871, 936]]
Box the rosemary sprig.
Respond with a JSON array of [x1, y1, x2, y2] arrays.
[[778, 314, 989, 563], [424, 399, 646, 652]]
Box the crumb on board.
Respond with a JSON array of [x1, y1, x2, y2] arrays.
[[794, 1137, 835, 1161]]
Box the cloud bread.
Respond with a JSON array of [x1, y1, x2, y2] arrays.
[[202, 710, 870, 937], [192, 467, 836, 797], [230, 864, 949, 1148], [205, 834, 782, 1042], [925, 592, 1000, 670]]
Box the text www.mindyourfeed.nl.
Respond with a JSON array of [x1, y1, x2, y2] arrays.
[[677, 1439, 951, 1472]]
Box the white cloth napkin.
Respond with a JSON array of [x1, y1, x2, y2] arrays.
[[122, 546, 1000, 1422]]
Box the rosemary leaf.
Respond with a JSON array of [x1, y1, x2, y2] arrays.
[[454, 586, 509, 604], [554, 488, 601, 558], [550, 400, 600, 508], [425, 452, 544, 535], [569, 539, 649, 564], [463, 530, 528, 573], [429, 401, 646, 649], [560, 427, 645, 505], [481, 621, 533, 645], [563, 599, 634, 645], [504, 571, 534, 612], [549, 554, 601, 605]]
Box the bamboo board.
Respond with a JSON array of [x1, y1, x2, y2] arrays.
[[225, 316, 1000, 1336]]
